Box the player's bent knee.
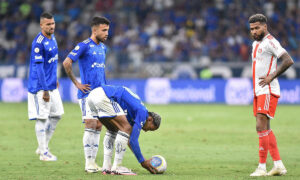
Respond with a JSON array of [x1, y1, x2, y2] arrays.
[[96, 120, 102, 131]]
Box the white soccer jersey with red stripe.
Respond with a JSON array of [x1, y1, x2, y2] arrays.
[[252, 34, 286, 97]]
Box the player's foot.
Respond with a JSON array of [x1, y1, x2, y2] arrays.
[[102, 169, 112, 175], [35, 148, 41, 155], [250, 167, 267, 177], [85, 162, 97, 173], [111, 166, 137, 175], [267, 166, 287, 176], [39, 152, 57, 161], [93, 162, 102, 172]]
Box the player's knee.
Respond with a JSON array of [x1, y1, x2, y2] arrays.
[[120, 123, 132, 134], [256, 125, 268, 132], [85, 119, 97, 129]]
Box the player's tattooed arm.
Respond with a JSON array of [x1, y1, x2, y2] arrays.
[[63, 57, 91, 93], [259, 52, 294, 87]]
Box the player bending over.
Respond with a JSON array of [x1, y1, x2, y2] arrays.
[[87, 85, 161, 175]]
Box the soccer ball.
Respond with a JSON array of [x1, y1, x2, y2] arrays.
[[150, 155, 167, 174]]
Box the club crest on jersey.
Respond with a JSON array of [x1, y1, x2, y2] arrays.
[[34, 48, 39, 53], [75, 45, 80, 50]]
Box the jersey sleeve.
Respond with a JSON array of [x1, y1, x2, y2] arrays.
[[267, 38, 286, 58], [32, 43, 44, 63], [67, 42, 87, 62]]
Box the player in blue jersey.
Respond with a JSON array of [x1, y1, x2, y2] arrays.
[[87, 85, 161, 175], [63, 16, 112, 173], [28, 12, 64, 161]]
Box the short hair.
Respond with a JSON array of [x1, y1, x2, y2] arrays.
[[91, 16, 110, 27], [149, 112, 161, 129], [248, 14, 267, 24], [40, 12, 53, 20]]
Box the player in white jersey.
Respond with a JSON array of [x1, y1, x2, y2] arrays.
[[248, 14, 294, 177], [28, 12, 64, 161]]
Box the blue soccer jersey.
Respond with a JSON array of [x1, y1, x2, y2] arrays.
[[102, 85, 148, 163], [67, 38, 107, 99], [28, 32, 58, 93]]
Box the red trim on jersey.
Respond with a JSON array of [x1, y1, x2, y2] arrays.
[[267, 35, 273, 39], [252, 43, 260, 96], [267, 56, 274, 94]]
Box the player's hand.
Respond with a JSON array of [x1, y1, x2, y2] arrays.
[[141, 159, 158, 174], [75, 83, 91, 93], [259, 74, 274, 87], [43, 91, 50, 102]]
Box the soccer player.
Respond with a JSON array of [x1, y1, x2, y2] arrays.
[[248, 14, 294, 176], [63, 16, 110, 173], [87, 85, 161, 175], [28, 12, 64, 161]]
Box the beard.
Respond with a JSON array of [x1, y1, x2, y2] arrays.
[[253, 31, 265, 41], [96, 35, 106, 43]]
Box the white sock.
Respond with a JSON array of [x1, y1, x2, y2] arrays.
[[274, 160, 284, 168], [46, 116, 60, 149], [102, 130, 117, 170], [258, 163, 266, 170], [92, 130, 101, 160], [35, 119, 47, 154], [83, 128, 95, 165], [111, 131, 129, 171]]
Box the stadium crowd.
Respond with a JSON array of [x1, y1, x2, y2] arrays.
[[0, 0, 299, 77]]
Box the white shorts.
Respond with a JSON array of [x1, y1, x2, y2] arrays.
[[28, 89, 64, 120], [87, 87, 125, 118], [78, 98, 97, 122]]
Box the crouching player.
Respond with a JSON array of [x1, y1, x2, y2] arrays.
[[87, 85, 161, 175]]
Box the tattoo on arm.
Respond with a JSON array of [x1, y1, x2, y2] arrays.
[[271, 52, 294, 80], [63, 58, 79, 86]]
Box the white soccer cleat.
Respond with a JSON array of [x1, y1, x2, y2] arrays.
[[35, 148, 41, 155], [267, 166, 287, 176], [250, 167, 267, 177], [85, 162, 97, 173], [93, 162, 102, 172], [111, 166, 137, 175], [39, 152, 57, 161]]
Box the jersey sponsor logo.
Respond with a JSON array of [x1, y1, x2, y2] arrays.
[[93, 51, 96, 55], [34, 47, 40, 53], [90, 45, 95, 47], [269, 41, 277, 50], [48, 54, 58, 63], [91, 62, 105, 68], [35, 55, 42, 60], [140, 122, 144, 127], [49, 48, 52, 51], [45, 41, 49, 45], [70, 52, 77, 56], [75, 45, 80, 50]]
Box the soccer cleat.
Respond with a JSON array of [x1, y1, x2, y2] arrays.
[[39, 152, 57, 161], [111, 166, 137, 175], [85, 162, 97, 173], [102, 169, 112, 175], [35, 148, 41, 155], [250, 167, 267, 177], [93, 162, 102, 172], [267, 166, 287, 176]]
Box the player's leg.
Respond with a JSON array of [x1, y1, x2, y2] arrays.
[[250, 95, 270, 176], [45, 89, 64, 157], [98, 118, 118, 174], [79, 98, 101, 173], [267, 95, 286, 176]]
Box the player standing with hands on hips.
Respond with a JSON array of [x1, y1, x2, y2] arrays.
[[248, 14, 294, 177], [63, 16, 110, 173], [28, 12, 64, 161]]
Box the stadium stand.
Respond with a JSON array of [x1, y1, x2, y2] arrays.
[[0, 0, 299, 78]]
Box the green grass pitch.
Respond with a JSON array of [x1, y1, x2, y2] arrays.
[[0, 102, 300, 180]]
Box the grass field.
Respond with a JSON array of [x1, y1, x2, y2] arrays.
[[0, 102, 300, 180]]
